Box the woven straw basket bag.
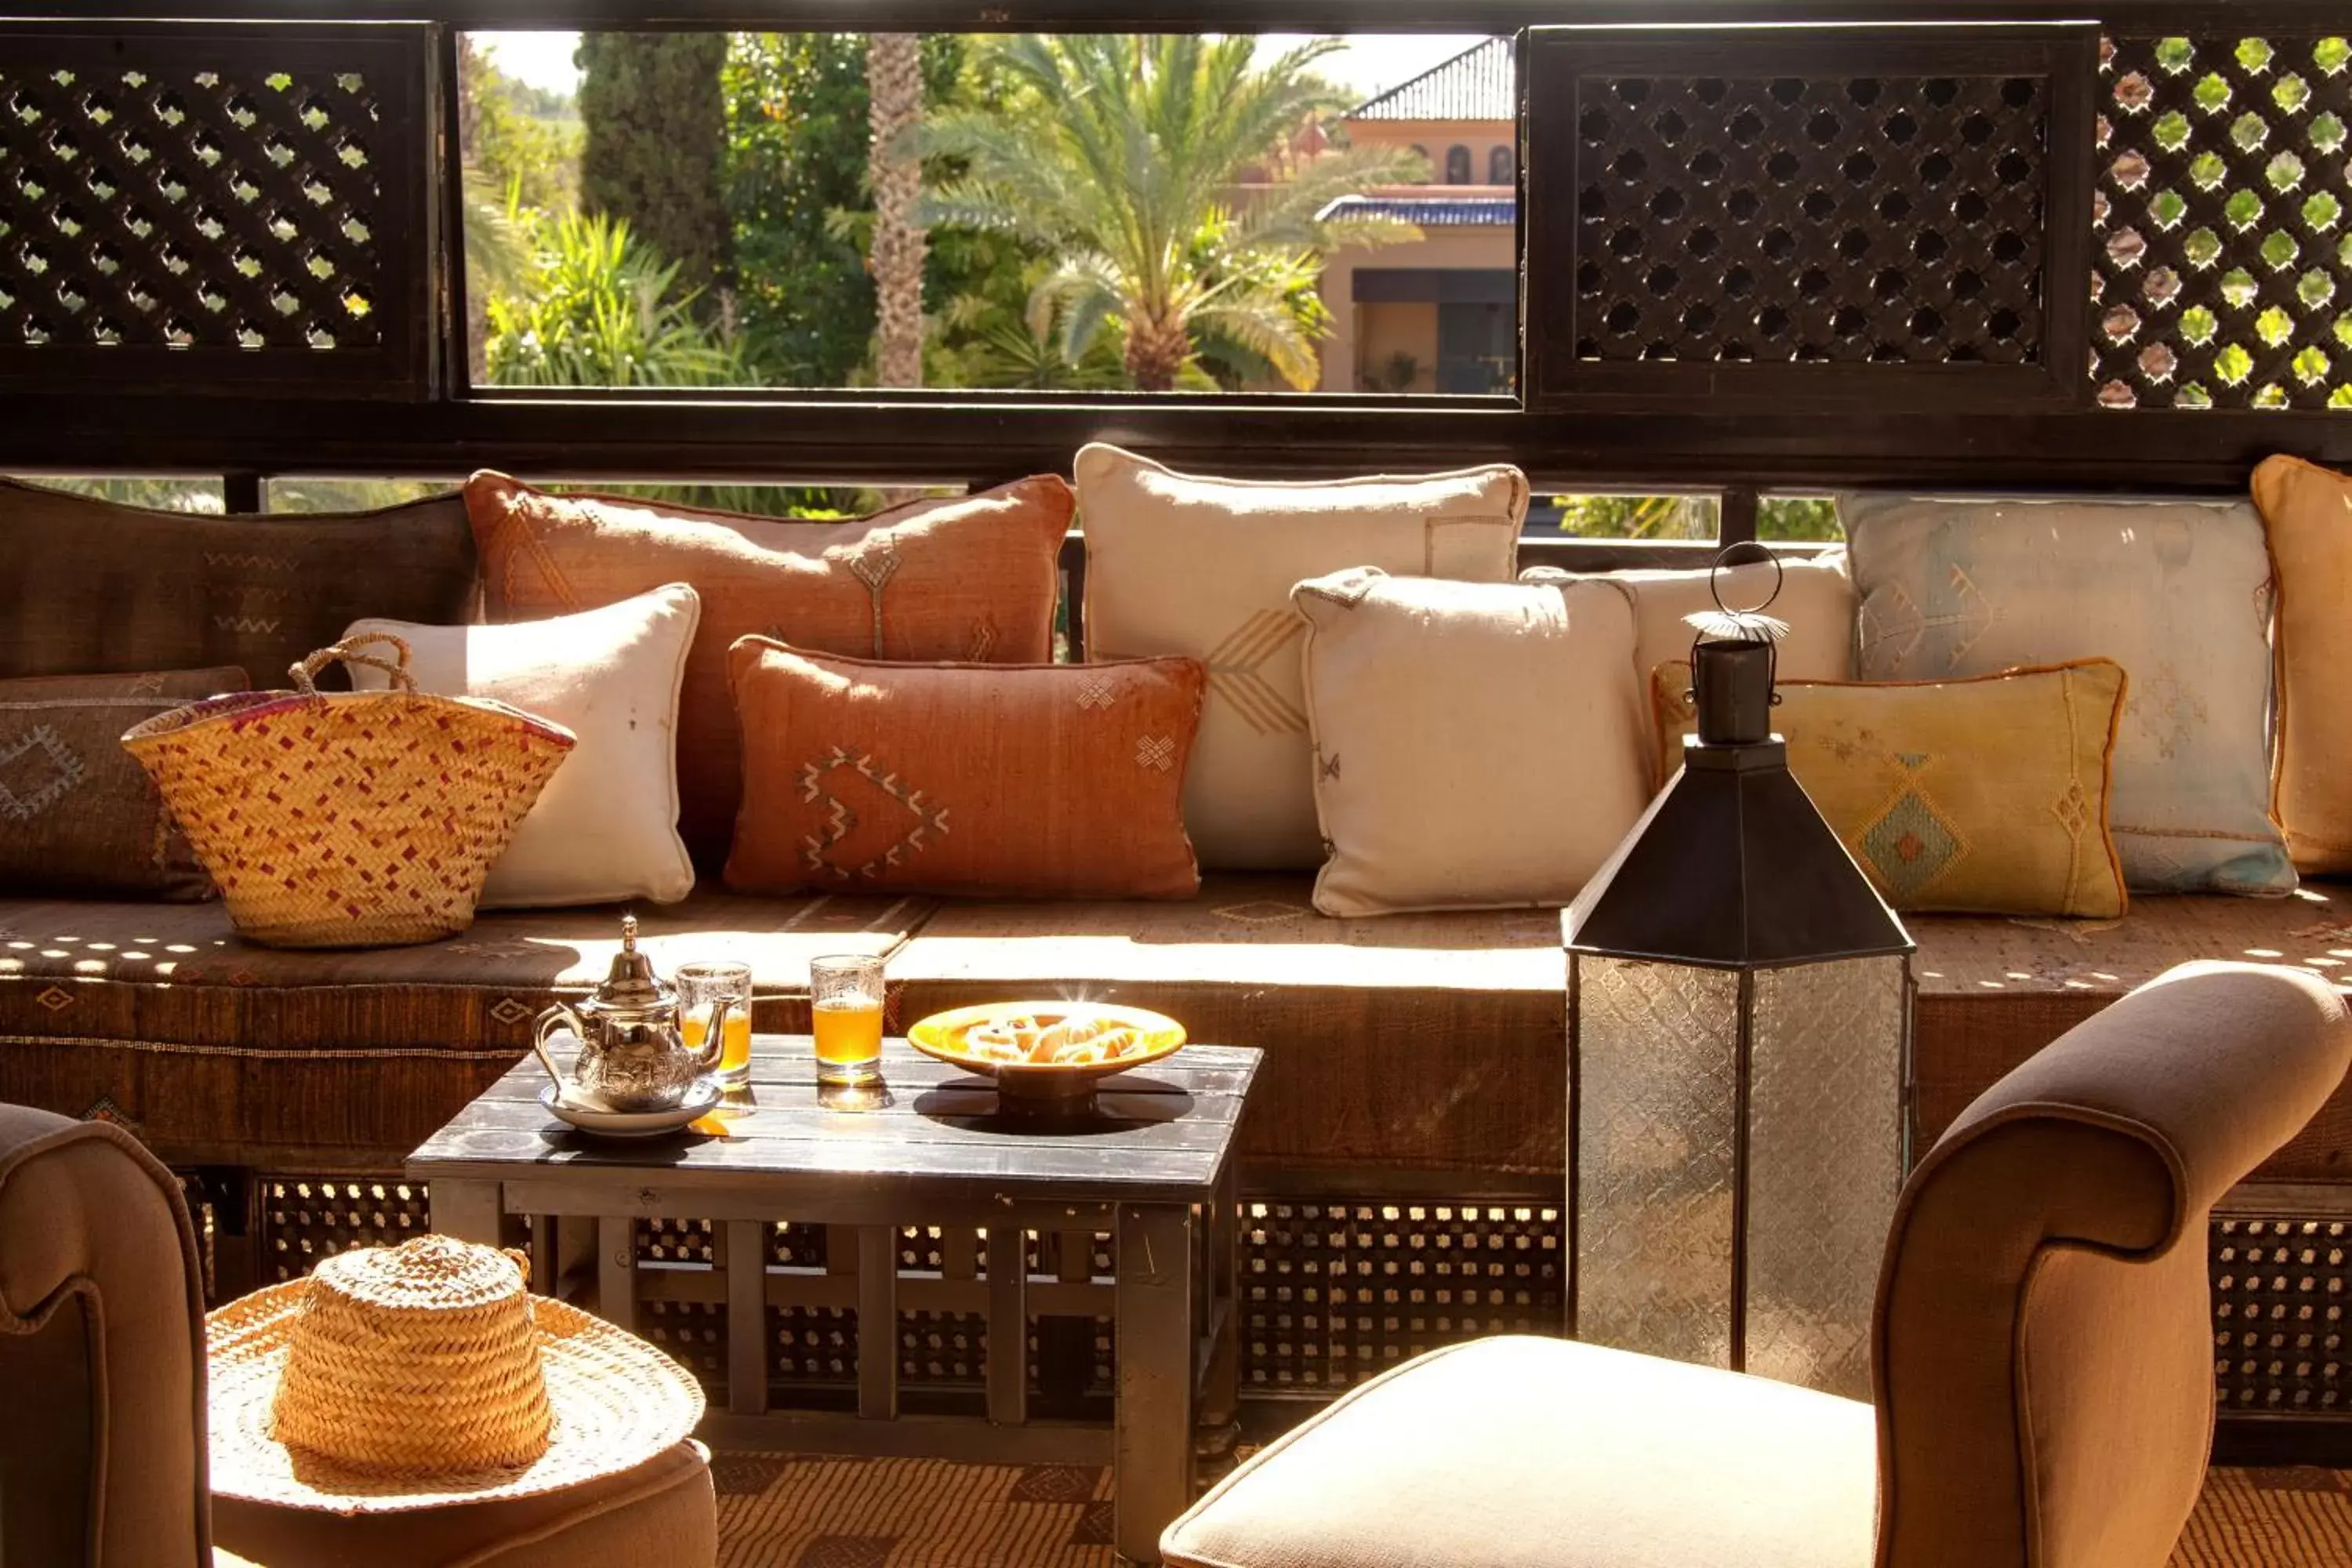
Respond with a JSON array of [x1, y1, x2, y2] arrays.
[[123, 633, 576, 949]]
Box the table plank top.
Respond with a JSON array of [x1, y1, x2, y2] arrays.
[[407, 1036, 1261, 1204]]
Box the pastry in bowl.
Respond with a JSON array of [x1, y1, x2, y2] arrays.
[[908, 1002, 1185, 1105]]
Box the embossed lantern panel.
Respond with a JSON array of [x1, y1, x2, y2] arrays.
[[1569, 590, 1914, 1402], [0, 24, 434, 396], [1524, 24, 2097, 411]]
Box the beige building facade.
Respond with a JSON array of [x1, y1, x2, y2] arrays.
[[1316, 41, 1519, 394]]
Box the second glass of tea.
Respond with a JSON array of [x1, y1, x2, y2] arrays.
[[677, 960, 754, 1093], [810, 955, 885, 1087]]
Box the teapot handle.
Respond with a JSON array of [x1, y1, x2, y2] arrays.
[[532, 1002, 588, 1091], [685, 996, 732, 1073]]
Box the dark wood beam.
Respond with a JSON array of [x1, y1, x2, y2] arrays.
[[3, 394, 2340, 495], [0, 3, 2333, 31]]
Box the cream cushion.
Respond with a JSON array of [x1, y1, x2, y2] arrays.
[[1076, 444, 1526, 869], [1842, 493, 2292, 896], [1530, 553, 1857, 786], [345, 584, 699, 908], [1160, 1336, 1876, 1568], [1294, 569, 1649, 916]]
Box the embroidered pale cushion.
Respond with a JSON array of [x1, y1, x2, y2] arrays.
[[465, 471, 1073, 866], [2, 667, 247, 900], [1653, 659, 2129, 917], [1530, 553, 1857, 787], [1076, 444, 1526, 869], [1842, 492, 2292, 896], [2250, 455, 2352, 874], [345, 585, 699, 908], [1295, 569, 1650, 916], [724, 640, 1205, 900]]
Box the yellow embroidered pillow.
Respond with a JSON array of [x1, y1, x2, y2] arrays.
[[1650, 659, 2129, 917]]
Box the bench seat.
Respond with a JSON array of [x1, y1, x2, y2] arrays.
[[4, 880, 2348, 1188], [888, 875, 1568, 1182], [0, 891, 928, 1168], [1910, 885, 2352, 1183]]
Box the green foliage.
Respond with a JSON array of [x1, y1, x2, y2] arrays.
[[722, 32, 877, 386], [563, 481, 867, 518], [1544, 494, 1840, 543], [920, 34, 1422, 390], [720, 34, 990, 388], [1550, 495, 1717, 540], [1759, 497, 1842, 543], [578, 34, 732, 307], [483, 210, 742, 387], [265, 478, 455, 512], [467, 49, 580, 216], [19, 476, 222, 514]]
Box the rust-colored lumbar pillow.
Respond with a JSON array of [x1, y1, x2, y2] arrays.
[[2251, 454, 2352, 874], [0, 480, 477, 688], [2, 666, 249, 899], [465, 472, 1075, 866], [724, 639, 1205, 900]]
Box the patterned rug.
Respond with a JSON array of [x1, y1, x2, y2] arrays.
[[713, 1454, 2352, 1567]]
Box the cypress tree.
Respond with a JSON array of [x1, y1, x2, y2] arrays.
[[576, 33, 731, 310]]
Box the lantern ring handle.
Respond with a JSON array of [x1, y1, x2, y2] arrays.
[[1709, 541, 1784, 619]]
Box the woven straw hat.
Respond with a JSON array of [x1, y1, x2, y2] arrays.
[[206, 1234, 703, 1512]]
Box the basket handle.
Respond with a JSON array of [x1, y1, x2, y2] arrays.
[[289, 633, 416, 696]]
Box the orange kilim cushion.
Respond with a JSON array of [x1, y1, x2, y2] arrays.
[[724, 640, 1205, 900]]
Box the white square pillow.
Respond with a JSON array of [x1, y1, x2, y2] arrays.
[[1526, 551, 1857, 786], [345, 583, 700, 907], [1077, 444, 1526, 869], [1294, 568, 1650, 916], [1842, 493, 2292, 896]]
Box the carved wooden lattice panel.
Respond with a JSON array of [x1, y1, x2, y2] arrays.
[[2212, 1209, 2350, 1417], [1526, 25, 2096, 410], [1245, 1200, 1564, 1393], [0, 26, 430, 394], [2096, 33, 2352, 409], [1573, 76, 2049, 365], [261, 1175, 431, 1283]]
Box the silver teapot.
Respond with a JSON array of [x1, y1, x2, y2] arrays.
[[531, 915, 729, 1112]]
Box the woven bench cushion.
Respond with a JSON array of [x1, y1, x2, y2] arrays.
[[888, 874, 1569, 1178], [1910, 890, 2352, 1182], [0, 891, 928, 1165]]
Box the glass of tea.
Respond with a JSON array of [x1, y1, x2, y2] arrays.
[[677, 960, 754, 1093], [810, 954, 886, 1087]]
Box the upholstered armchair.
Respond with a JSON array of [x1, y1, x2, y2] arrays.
[[0, 1105, 717, 1568], [1161, 960, 2352, 1568]]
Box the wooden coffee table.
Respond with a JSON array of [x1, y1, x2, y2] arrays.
[[407, 1035, 1259, 1565]]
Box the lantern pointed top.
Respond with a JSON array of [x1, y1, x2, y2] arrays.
[[1570, 544, 1911, 971], [1567, 741, 1913, 969]]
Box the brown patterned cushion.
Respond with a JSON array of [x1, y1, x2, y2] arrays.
[[0, 668, 249, 899], [0, 480, 477, 688], [465, 473, 1075, 866], [724, 641, 1205, 900]]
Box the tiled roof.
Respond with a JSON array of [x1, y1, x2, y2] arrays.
[[1317, 194, 1515, 227], [1348, 37, 1513, 123]]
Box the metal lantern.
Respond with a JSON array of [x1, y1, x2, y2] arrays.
[[1565, 546, 1914, 1401]]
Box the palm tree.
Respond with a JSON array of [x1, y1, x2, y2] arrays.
[[920, 34, 1420, 392], [866, 33, 928, 389]]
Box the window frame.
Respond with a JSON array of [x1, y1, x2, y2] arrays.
[[2, 0, 2351, 505]]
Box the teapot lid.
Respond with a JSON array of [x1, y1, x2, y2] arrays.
[[593, 914, 667, 1008]]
